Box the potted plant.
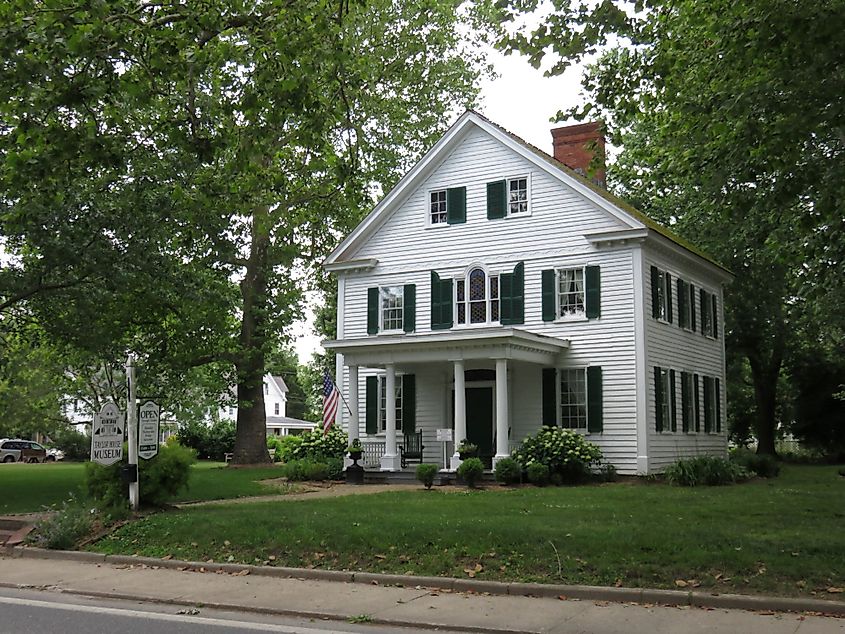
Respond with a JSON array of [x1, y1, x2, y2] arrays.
[[347, 438, 363, 461], [456, 439, 478, 460]]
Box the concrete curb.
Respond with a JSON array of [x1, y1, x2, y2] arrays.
[[5, 546, 845, 616]]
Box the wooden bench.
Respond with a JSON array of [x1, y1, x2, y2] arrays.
[[224, 449, 273, 463], [399, 431, 424, 469]]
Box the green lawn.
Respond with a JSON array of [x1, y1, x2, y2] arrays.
[[0, 461, 289, 514], [90, 464, 845, 598]]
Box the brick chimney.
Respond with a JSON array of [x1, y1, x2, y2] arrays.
[[551, 121, 606, 187]]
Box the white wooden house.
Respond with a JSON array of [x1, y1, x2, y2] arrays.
[[323, 111, 730, 475], [217, 374, 315, 436]]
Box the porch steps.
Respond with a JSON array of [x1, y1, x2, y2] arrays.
[[362, 470, 496, 486], [0, 517, 35, 546]]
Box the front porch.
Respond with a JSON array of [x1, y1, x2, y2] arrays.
[[324, 327, 569, 472]]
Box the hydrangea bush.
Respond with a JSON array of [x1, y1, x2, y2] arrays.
[[512, 427, 603, 483], [289, 427, 348, 461]]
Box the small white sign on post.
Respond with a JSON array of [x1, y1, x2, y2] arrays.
[[436, 428, 453, 442], [138, 400, 161, 460], [91, 402, 124, 466]]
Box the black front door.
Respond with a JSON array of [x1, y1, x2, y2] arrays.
[[465, 387, 493, 458]]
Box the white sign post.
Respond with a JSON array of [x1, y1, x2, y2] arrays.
[[138, 400, 160, 460], [436, 428, 453, 471], [126, 354, 139, 511], [91, 402, 124, 466]]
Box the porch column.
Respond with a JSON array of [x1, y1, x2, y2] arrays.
[[380, 363, 401, 471], [494, 358, 510, 467], [450, 360, 466, 471], [347, 365, 359, 443]]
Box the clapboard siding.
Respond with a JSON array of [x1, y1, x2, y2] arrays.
[[643, 250, 728, 470]]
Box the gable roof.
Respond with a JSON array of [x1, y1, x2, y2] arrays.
[[268, 375, 288, 394], [324, 110, 729, 276]]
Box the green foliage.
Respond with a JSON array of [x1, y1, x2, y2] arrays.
[[177, 419, 235, 461], [596, 463, 618, 483], [279, 458, 341, 482], [730, 447, 780, 478], [48, 426, 90, 461], [85, 442, 196, 509], [457, 457, 484, 488], [664, 456, 751, 487], [290, 427, 348, 461], [415, 463, 439, 490], [28, 497, 93, 550], [512, 427, 603, 484], [267, 434, 303, 463], [494, 457, 522, 485], [526, 462, 550, 486], [456, 439, 478, 455]]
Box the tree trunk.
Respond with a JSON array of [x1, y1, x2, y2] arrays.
[[231, 205, 272, 465], [747, 342, 784, 457]]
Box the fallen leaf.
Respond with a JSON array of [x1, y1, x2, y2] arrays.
[[826, 587, 843, 594], [796, 581, 806, 588], [237, 569, 250, 576], [614, 579, 623, 587], [675, 580, 688, 588], [162, 554, 173, 561], [223, 540, 230, 546], [558, 595, 567, 601], [374, 554, 387, 560], [268, 555, 276, 561]]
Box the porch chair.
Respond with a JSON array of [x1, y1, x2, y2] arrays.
[[400, 430, 424, 469]]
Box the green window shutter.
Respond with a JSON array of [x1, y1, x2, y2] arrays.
[[694, 373, 700, 432], [500, 271, 513, 324], [403, 284, 416, 333], [703, 377, 712, 433], [402, 374, 416, 434], [541, 269, 556, 321], [669, 369, 677, 431], [585, 265, 601, 319], [689, 284, 697, 331], [365, 376, 378, 435], [665, 272, 673, 323], [654, 366, 663, 432], [587, 366, 603, 433], [677, 279, 686, 328], [446, 186, 466, 224], [681, 371, 690, 432], [651, 266, 659, 319], [542, 368, 557, 426], [486, 180, 507, 219], [367, 287, 379, 335], [510, 262, 524, 324], [712, 294, 719, 339], [715, 377, 721, 433], [430, 273, 453, 330], [699, 288, 706, 334], [430, 272, 441, 329]]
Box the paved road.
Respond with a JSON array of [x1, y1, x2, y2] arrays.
[[0, 587, 456, 634]]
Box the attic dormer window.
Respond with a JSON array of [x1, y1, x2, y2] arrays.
[[508, 177, 528, 214]]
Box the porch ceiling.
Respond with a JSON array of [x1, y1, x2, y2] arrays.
[[323, 327, 569, 368]]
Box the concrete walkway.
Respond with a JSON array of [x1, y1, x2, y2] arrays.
[[1, 554, 842, 634]]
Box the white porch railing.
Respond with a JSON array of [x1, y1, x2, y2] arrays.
[[361, 441, 385, 469]]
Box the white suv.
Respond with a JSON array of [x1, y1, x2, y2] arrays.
[[0, 439, 47, 463]]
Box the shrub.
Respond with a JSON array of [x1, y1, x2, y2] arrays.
[[527, 462, 550, 486], [28, 497, 93, 550], [596, 463, 618, 482], [176, 419, 235, 461], [416, 463, 439, 489], [730, 447, 780, 478], [325, 457, 344, 480], [48, 426, 90, 461], [280, 458, 338, 481], [512, 427, 603, 484], [494, 457, 522, 485], [304, 461, 329, 481], [457, 457, 484, 488], [270, 434, 303, 463], [838, 467, 845, 477], [290, 427, 348, 461], [86, 442, 196, 509], [664, 455, 751, 487]]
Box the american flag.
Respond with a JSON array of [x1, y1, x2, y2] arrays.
[[322, 371, 339, 434]]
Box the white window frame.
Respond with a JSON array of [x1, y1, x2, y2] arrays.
[[378, 375, 403, 433], [455, 265, 501, 327], [506, 174, 531, 216], [705, 375, 718, 433], [428, 188, 448, 227], [274, 402, 279, 415], [656, 269, 672, 322], [555, 266, 586, 320], [558, 367, 588, 432], [701, 290, 716, 338], [658, 367, 672, 433], [680, 279, 693, 331], [379, 285, 404, 333], [682, 371, 696, 432]]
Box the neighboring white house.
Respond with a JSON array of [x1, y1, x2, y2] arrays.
[[322, 111, 730, 475], [218, 374, 314, 436]]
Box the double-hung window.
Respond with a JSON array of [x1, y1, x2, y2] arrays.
[[378, 375, 403, 432], [380, 286, 404, 331], [508, 177, 528, 214], [682, 372, 695, 431], [557, 268, 585, 317], [656, 269, 671, 321], [560, 368, 588, 430], [456, 268, 500, 325], [430, 190, 447, 224], [701, 290, 716, 337], [656, 367, 672, 431]]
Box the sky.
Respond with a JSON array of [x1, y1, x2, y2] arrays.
[[291, 45, 589, 364]]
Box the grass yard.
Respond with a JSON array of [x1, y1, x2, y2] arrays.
[[0, 460, 289, 514], [90, 464, 845, 599]]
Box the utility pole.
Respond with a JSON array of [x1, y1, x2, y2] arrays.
[[126, 354, 139, 511]]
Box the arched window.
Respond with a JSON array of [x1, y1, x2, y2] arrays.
[[456, 268, 499, 325]]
